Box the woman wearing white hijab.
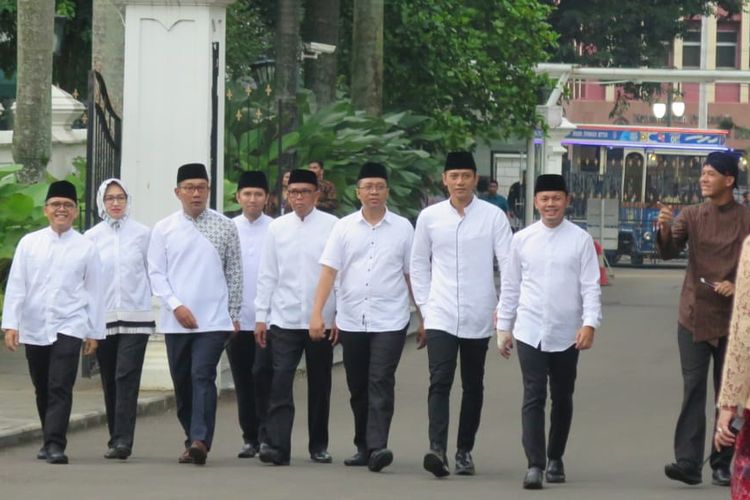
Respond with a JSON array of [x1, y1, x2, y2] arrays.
[[84, 178, 154, 460]]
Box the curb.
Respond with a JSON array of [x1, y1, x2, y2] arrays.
[[0, 313, 419, 450]]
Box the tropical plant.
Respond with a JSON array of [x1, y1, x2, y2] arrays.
[[224, 88, 443, 218]]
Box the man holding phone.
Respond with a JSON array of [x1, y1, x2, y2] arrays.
[[657, 151, 750, 487]]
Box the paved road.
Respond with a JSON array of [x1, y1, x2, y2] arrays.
[[0, 268, 729, 499]]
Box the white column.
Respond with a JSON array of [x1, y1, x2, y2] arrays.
[[117, 0, 235, 390]]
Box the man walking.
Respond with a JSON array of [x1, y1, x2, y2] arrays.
[[148, 163, 243, 465], [410, 151, 513, 478], [657, 151, 750, 486], [497, 174, 602, 489], [310, 162, 414, 472], [255, 169, 338, 466], [2, 180, 104, 464], [228, 170, 274, 458]]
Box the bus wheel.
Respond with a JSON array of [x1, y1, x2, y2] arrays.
[[631, 254, 644, 266]]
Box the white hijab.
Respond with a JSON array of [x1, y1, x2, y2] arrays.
[[96, 178, 131, 225]]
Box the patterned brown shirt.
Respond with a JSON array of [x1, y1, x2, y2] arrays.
[[317, 179, 338, 214]]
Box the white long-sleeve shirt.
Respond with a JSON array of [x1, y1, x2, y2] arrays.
[[319, 208, 414, 332], [85, 218, 154, 327], [497, 219, 602, 352], [148, 209, 242, 334], [255, 208, 337, 329], [2, 227, 105, 345], [233, 213, 273, 330], [410, 197, 512, 339]]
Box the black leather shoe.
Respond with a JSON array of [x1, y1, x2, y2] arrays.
[[664, 462, 702, 485], [310, 450, 333, 464], [104, 447, 118, 459], [368, 448, 393, 472], [423, 449, 450, 478], [259, 445, 289, 466], [188, 440, 208, 466], [238, 442, 259, 458], [546, 459, 565, 483], [712, 467, 731, 486], [523, 467, 544, 489], [36, 446, 47, 460], [344, 450, 369, 466], [46, 445, 68, 465], [454, 450, 475, 476]]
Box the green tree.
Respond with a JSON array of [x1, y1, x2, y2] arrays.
[[548, 0, 746, 68], [382, 0, 556, 148], [302, 0, 341, 107], [351, 0, 383, 115], [13, 0, 55, 184]]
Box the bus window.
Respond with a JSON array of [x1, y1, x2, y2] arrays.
[[623, 153, 644, 204], [647, 154, 702, 205]]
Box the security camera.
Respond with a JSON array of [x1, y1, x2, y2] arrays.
[[303, 42, 337, 56]]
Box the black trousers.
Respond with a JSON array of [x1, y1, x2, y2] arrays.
[[225, 330, 274, 445], [96, 333, 149, 449], [265, 326, 333, 459], [674, 325, 734, 470], [426, 329, 489, 453], [340, 328, 406, 452], [165, 331, 229, 450], [25, 333, 82, 450], [517, 340, 579, 469]]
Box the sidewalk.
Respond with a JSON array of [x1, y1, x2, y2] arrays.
[[0, 345, 173, 448], [0, 310, 419, 450]]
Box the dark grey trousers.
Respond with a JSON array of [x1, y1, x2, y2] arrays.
[[426, 329, 489, 453], [96, 333, 149, 449], [165, 331, 229, 450], [674, 325, 733, 470], [225, 330, 274, 446], [265, 326, 333, 459], [517, 340, 579, 469], [25, 333, 82, 450], [340, 328, 406, 452]]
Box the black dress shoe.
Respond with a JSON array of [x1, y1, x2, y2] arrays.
[[178, 449, 194, 464], [238, 442, 259, 459], [664, 462, 702, 485], [36, 446, 47, 460], [423, 449, 450, 478], [454, 450, 475, 476], [104, 447, 119, 459], [523, 467, 544, 489], [344, 450, 369, 466], [712, 467, 731, 486], [546, 459, 566, 483], [46, 445, 68, 465], [259, 445, 289, 466], [368, 448, 393, 472], [311, 450, 333, 463], [188, 440, 208, 465]]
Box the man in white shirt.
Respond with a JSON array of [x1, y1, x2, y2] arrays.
[[310, 162, 414, 472], [2, 180, 104, 464], [497, 174, 602, 490], [410, 152, 513, 478], [255, 169, 338, 466], [147, 163, 243, 466], [228, 170, 274, 458]]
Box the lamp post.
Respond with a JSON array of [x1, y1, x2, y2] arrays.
[[250, 58, 283, 215], [652, 83, 685, 127]]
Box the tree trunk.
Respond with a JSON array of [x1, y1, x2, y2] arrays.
[[351, 0, 383, 115], [303, 0, 340, 107], [92, 0, 125, 116], [275, 0, 301, 173], [13, 0, 55, 184]]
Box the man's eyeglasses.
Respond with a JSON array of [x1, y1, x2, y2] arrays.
[[180, 184, 209, 194], [46, 201, 76, 210], [103, 195, 128, 204], [357, 184, 388, 193], [288, 188, 316, 197]]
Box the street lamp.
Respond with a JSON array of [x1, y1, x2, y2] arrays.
[[250, 58, 283, 215], [652, 83, 685, 127]]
